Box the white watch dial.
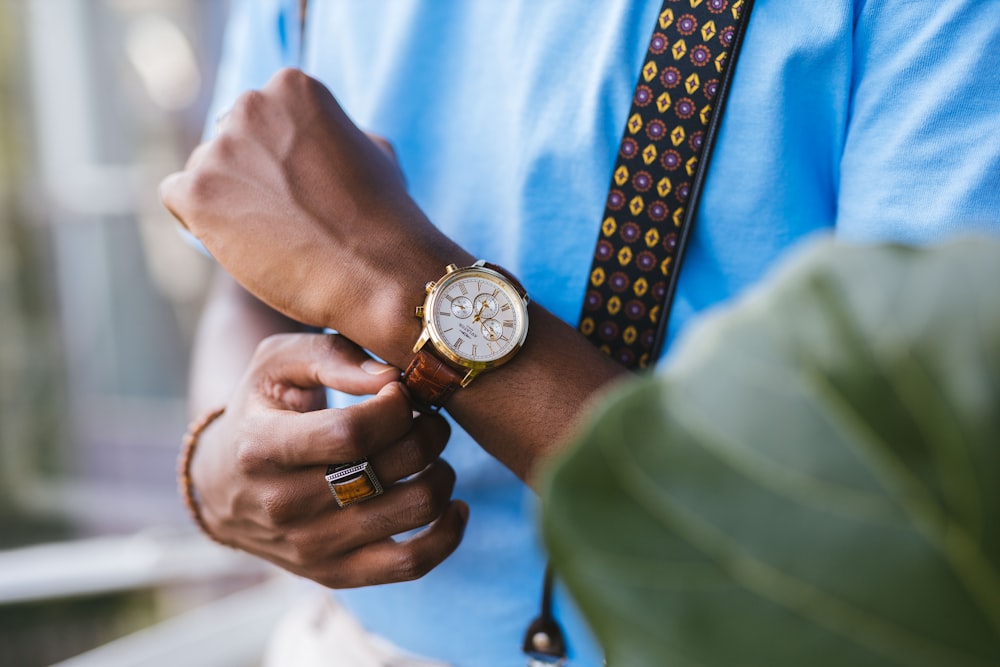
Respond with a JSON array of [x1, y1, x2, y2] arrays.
[[428, 268, 527, 365]]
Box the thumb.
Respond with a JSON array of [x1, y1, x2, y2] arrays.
[[251, 333, 401, 398]]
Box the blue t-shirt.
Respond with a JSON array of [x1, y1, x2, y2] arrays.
[[207, 1, 1000, 665]]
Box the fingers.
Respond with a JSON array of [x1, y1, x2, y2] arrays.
[[271, 382, 415, 468], [366, 132, 398, 163], [160, 137, 224, 229], [370, 413, 450, 483], [251, 333, 400, 399], [159, 170, 188, 228], [321, 499, 470, 588], [234, 415, 454, 532], [334, 456, 458, 547]]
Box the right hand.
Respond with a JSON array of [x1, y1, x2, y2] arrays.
[[191, 332, 468, 588]]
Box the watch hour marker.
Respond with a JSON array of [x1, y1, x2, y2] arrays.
[[503, 320, 514, 328], [439, 311, 451, 316], [472, 344, 478, 357], [458, 283, 468, 295], [441, 327, 454, 333], [492, 288, 499, 297], [500, 303, 511, 312], [454, 338, 464, 349], [445, 294, 455, 302]]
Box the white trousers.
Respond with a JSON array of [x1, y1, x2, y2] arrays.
[[263, 593, 452, 667]]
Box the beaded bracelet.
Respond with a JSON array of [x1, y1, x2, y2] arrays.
[[177, 406, 228, 546]]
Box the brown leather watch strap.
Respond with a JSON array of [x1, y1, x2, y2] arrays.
[[402, 348, 466, 410], [481, 262, 529, 302]]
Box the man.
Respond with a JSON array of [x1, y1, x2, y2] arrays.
[[161, 1, 1000, 665]]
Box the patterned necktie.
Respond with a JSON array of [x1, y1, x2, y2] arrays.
[[578, 0, 753, 371]]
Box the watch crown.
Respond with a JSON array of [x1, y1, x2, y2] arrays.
[[424, 281, 436, 293], [415, 305, 425, 318], [444, 264, 459, 274]]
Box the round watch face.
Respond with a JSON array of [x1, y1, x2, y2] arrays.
[[425, 267, 528, 368]]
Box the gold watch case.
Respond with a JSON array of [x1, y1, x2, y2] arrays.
[[413, 260, 529, 387]]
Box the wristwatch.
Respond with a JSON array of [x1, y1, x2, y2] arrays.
[[403, 260, 529, 409]]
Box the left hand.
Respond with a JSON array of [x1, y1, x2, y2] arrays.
[[160, 68, 470, 365]]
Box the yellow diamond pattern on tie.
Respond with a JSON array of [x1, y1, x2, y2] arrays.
[[642, 144, 658, 164], [618, 246, 633, 266], [642, 61, 659, 82], [656, 92, 672, 113], [672, 39, 688, 60], [628, 113, 644, 133], [657, 177, 673, 197], [591, 267, 606, 286], [629, 196, 645, 216], [700, 105, 713, 125], [614, 166, 629, 186], [670, 126, 686, 146], [685, 73, 700, 94], [580, 0, 754, 369]]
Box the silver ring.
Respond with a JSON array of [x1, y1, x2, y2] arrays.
[[325, 459, 383, 508]]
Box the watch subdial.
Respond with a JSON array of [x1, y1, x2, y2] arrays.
[[450, 296, 474, 319], [481, 318, 504, 341], [473, 294, 499, 320]]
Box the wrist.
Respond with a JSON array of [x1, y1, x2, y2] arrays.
[[332, 230, 475, 369], [178, 407, 228, 545]]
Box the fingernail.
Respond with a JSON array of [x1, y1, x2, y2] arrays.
[[456, 501, 470, 523], [362, 359, 396, 375]]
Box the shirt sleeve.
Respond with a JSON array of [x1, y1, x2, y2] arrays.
[[836, 0, 1000, 243]]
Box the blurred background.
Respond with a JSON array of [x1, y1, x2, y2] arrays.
[[0, 2, 294, 665]]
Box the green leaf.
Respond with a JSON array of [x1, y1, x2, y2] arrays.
[[542, 238, 1000, 667]]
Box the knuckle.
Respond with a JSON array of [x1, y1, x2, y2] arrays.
[[404, 482, 443, 525], [174, 170, 217, 215], [287, 529, 324, 566], [258, 488, 295, 526], [251, 333, 293, 366], [231, 88, 266, 121], [272, 66, 308, 90], [233, 420, 274, 473], [210, 133, 238, 162], [391, 549, 433, 583], [358, 508, 397, 537], [329, 411, 367, 454], [234, 437, 263, 473]]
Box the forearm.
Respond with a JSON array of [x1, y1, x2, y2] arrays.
[[448, 303, 630, 485], [189, 267, 308, 417], [357, 249, 631, 486], [162, 69, 629, 482]]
